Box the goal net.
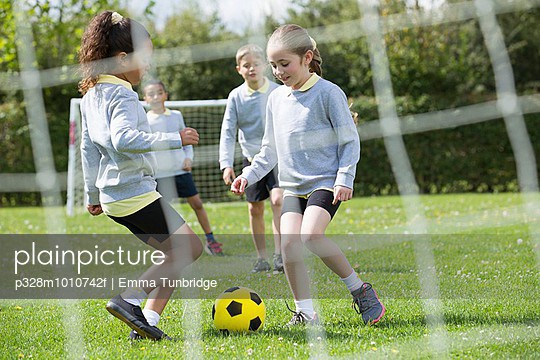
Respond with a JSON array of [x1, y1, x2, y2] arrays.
[[3, 0, 540, 357], [66, 98, 242, 216]]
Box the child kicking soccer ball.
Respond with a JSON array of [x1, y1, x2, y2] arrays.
[[231, 24, 385, 325], [79, 10, 203, 340]]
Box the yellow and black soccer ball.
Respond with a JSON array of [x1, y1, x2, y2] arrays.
[[212, 286, 266, 333]]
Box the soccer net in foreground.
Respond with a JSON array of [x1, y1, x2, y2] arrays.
[[5, 0, 540, 357], [66, 98, 243, 216]]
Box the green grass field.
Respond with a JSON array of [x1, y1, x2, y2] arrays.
[[1, 193, 539, 359]]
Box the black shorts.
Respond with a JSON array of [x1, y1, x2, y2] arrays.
[[243, 157, 279, 202], [281, 189, 340, 219], [157, 173, 198, 201], [108, 198, 186, 243]]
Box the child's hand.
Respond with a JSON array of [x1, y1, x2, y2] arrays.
[[87, 204, 103, 216], [230, 177, 248, 195], [222, 167, 236, 185], [333, 186, 353, 205], [180, 127, 199, 146], [183, 158, 192, 171]]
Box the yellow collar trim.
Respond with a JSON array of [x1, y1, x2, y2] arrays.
[[287, 73, 320, 95], [246, 77, 270, 95], [147, 108, 171, 119], [298, 73, 320, 91], [97, 74, 133, 91]]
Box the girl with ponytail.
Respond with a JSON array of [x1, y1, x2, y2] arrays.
[[79, 11, 202, 340], [232, 24, 385, 326]]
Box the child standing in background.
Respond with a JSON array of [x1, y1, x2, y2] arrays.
[[219, 44, 283, 274], [143, 79, 223, 256], [231, 25, 385, 325], [79, 11, 202, 340]]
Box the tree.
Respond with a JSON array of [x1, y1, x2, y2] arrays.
[[497, 8, 540, 93], [0, 0, 125, 205], [1, 0, 538, 204], [283, 0, 371, 96], [151, 3, 241, 100]]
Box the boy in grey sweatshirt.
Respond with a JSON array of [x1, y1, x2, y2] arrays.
[[219, 44, 283, 273]]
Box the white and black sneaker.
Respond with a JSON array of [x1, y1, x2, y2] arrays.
[[285, 302, 319, 325]]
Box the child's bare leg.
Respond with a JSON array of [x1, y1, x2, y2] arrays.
[[109, 223, 203, 339], [138, 223, 203, 311], [300, 206, 354, 278], [280, 212, 310, 300], [248, 201, 267, 259], [144, 287, 174, 316], [269, 188, 283, 254], [186, 194, 212, 234]]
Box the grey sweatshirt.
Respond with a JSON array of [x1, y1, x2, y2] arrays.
[[147, 109, 194, 178], [242, 76, 360, 195], [81, 78, 183, 205], [219, 79, 279, 169]]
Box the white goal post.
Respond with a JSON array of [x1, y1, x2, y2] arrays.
[[66, 98, 245, 216]]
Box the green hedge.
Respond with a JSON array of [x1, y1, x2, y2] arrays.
[[351, 96, 539, 196], [1, 97, 539, 205]]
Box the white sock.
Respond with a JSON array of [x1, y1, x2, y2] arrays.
[[294, 299, 315, 319], [120, 287, 147, 307], [341, 271, 364, 293], [142, 309, 160, 326]]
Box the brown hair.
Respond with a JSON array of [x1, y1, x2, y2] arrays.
[[267, 24, 322, 76], [143, 79, 167, 93], [235, 44, 265, 65], [78, 11, 150, 95]]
